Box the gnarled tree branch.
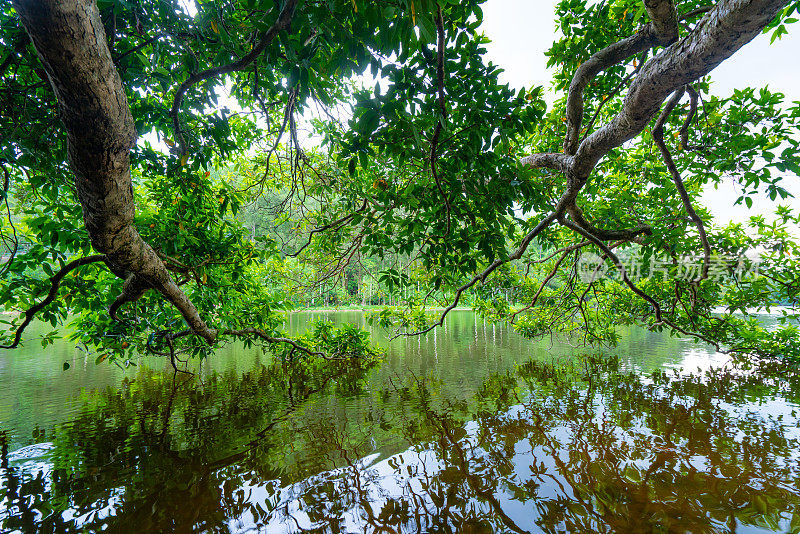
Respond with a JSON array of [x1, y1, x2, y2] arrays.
[[643, 0, 679, 44], [572, 0, 790, 183], [15, 0, 216, 343]]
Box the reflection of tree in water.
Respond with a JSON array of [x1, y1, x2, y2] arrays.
[[0, 353, 379, 533], [3, 354, 800, 533], [261, 357, 800, 533]]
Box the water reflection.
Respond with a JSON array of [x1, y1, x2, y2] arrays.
[[2, 340, 800, 532]]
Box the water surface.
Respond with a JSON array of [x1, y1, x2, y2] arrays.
[[1, 311, 798, 533]]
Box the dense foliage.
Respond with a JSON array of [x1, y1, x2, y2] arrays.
[[0, 0, 798, 361]]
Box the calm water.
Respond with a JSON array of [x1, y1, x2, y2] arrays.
[[1, 311, 798, 532]]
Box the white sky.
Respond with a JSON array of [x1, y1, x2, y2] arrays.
[[480, 0, 800, 226]]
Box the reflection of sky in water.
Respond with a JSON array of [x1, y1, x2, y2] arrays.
[[232, 391, 798, 533], [2, 310, 800, 532]]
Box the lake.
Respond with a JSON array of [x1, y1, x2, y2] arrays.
[[1, 310, 798, 533]]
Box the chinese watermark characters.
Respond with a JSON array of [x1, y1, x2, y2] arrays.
[[577, 251, 761, 283]]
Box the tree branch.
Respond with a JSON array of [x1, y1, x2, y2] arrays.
[[520, 152, 573, 172], [164, 327, 334, 359], [15, 0, 217, 343], [429, 4, 451, 236], [643, 0, 679, 45], [1, 255, 106, 349], [561, 217, 724, 349], [170, 0, 299, 155], [287, 199, 369, 258], [566, 203, 652, 241], [563, 27, 659, 155], [393, 211, 559, 338], [652, 87, 711, 282], [572, 0, 790, 183]]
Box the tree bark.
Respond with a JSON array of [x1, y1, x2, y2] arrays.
[[570, 0, 790, 182], [13, 0, 216, 343]]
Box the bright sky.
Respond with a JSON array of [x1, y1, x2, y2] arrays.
[[480, 0, 800, 226]]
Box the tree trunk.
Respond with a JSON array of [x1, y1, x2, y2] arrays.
[[13, 0, 215, 343]]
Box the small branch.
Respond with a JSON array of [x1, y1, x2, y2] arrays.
[[561, 217, 723, 349], [429, 4, 451, 236], [164, 327, 340, 359], [0, 163, 19, 278], [287, 199, 369, 258], [652, 87, 711, 282], [679, 84, 699, 149], [220, 328, 325, 357], [170, 0, 299, 155], [392, 212, 559, 338], [566, 204, 652, 241], [1, 255, 106, 349], [0, 33, 29, 79], [510, 247, 574, 323], [113, 32, 162, 64], [679, 6, 713, 22]]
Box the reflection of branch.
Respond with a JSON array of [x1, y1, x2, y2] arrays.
[[423, 407, 531, 534], [1, 255, 106, 349]]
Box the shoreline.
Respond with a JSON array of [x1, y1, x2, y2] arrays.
[[289, 306, 473, 313]]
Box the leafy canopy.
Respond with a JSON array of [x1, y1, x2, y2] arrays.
[[0, 0, 799, 362]]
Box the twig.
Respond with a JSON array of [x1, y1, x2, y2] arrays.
[[170, 0, 299, 155]]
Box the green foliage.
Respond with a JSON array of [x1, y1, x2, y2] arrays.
[[0, 0, 798, 361]]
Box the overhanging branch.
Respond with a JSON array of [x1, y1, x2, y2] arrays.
[[1, 255, 106, 349]]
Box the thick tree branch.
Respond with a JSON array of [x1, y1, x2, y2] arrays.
[[108, 273, 151, 321], [520, 152, 573, 172], [643, 0, 679, 44], [562, 0, 683, 156], [572, 0, 790, 183], [1, 255, 106, 349], [563, 28, 659, 155], [14, 0, 216, 343]]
